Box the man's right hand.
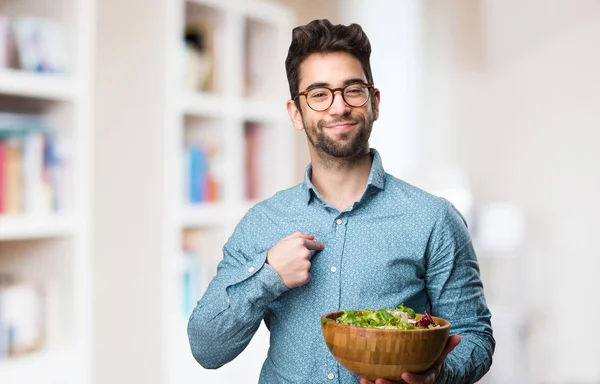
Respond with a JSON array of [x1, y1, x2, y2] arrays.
[[266, 232, 325, 288]]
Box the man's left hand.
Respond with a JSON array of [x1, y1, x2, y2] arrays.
[[359, 335, 461, 384]]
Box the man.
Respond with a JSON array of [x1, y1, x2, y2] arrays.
[[188, 19, 494, 384]]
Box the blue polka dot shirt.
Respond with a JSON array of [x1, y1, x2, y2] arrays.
[[188, 149, 494, 383]]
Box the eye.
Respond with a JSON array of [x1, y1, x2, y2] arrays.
[[345, 86, 366, 95], [308, 89, 329, 99]]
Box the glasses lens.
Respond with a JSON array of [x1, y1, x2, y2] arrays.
[[343, 84, 370, 107], [306, 88, 333, 111], [304, 84, 371, 111]]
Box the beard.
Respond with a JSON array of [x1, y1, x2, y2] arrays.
[[304, 111, 374, 159]]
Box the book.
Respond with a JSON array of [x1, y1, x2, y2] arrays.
[[3, 138, 22, 214], [0, 142, 5, 213], [184, 138, 222, 204], [22, 131, 45, 213], [0, 113, 63, 215], [187, 145, 208, 204]]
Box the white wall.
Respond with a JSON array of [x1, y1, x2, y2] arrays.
[[339, 0, 422, 179], [421, 1, 600, 383], [336, 0, 600, 383], [93, 0, 167, 383]]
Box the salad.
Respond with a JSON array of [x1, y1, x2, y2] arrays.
[[323, 304, 440, 330]]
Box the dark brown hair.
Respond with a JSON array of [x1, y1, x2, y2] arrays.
[[285, 19, 374, 102]]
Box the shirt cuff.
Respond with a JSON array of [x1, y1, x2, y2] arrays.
[[226, 256, 289, 308]]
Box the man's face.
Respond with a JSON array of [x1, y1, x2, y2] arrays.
[[287, 52, 380, 159]]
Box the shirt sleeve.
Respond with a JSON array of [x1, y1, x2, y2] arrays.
[[425, 200, 495, 384], [187, 211, 289, 369]]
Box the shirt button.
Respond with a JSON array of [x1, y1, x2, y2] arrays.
[[248, 266, 255, 273], [336, 218, 343, 225], [330, 266, 337, 273], [327, 373, 335, 380]]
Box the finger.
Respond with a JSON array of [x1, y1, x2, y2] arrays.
[[360, 379, 375, 384], [375, 379, 402, 384], [434, 334, 461, 365], [401, 370, 435, 384], [401, 335, 462, 384], [303, 239, 325, 251], [287, 231, 315, 240]]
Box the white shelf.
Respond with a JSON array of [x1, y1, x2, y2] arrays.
[[0, 348, 77, 384], [180, 93, 286, 121], [241, 98, 288, 122], [185, 0, 228, 11], [0, 69, 78, 101], [0, 214, 79, 241], [180, 92, 226, 117], [179, 201, 256, 228], [180, 203, 231, 227]]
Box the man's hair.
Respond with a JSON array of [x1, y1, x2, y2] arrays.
[[285, 19, 374, 102]]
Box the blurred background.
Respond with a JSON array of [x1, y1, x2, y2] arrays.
[[0, 0, 599, 383]]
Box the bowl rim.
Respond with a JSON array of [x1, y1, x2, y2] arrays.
[[321, 310, 451, 333]]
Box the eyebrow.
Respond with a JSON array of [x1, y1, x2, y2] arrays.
[[305, 78, 367, 91]]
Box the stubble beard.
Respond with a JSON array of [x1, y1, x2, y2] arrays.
[[304, 112, 374, 163]]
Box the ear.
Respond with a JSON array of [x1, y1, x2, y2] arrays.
[[371, 88, 381, 121], [286, 99, 305, 131]]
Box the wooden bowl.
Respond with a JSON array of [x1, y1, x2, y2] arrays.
[[321, 311, 450, 381]]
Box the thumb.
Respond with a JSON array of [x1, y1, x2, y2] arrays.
[[435, 335, 461, 366]]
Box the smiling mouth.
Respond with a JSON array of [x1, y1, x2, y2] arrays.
[[326, 121, 356, 129]]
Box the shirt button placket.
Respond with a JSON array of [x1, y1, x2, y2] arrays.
[[331, 218, 341, 275], [331, 216, 345, 319]]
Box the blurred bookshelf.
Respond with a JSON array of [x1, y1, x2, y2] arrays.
[[164, 0, 295, 382], [0, 0, 93, 383]]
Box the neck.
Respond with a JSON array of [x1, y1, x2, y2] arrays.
[[309, 147, 372, 211]]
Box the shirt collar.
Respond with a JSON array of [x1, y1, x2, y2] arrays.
[[301, 148, 386, 205]]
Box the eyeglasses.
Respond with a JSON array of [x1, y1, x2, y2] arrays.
[[294, 83, 374, 112]]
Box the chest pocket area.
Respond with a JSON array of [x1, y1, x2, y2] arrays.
[[346, 238, 425, 309]]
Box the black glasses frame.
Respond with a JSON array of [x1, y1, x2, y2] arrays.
[[293, 83, 375, 112]]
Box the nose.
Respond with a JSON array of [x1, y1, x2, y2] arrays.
[[327, 90, 351, 116]]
